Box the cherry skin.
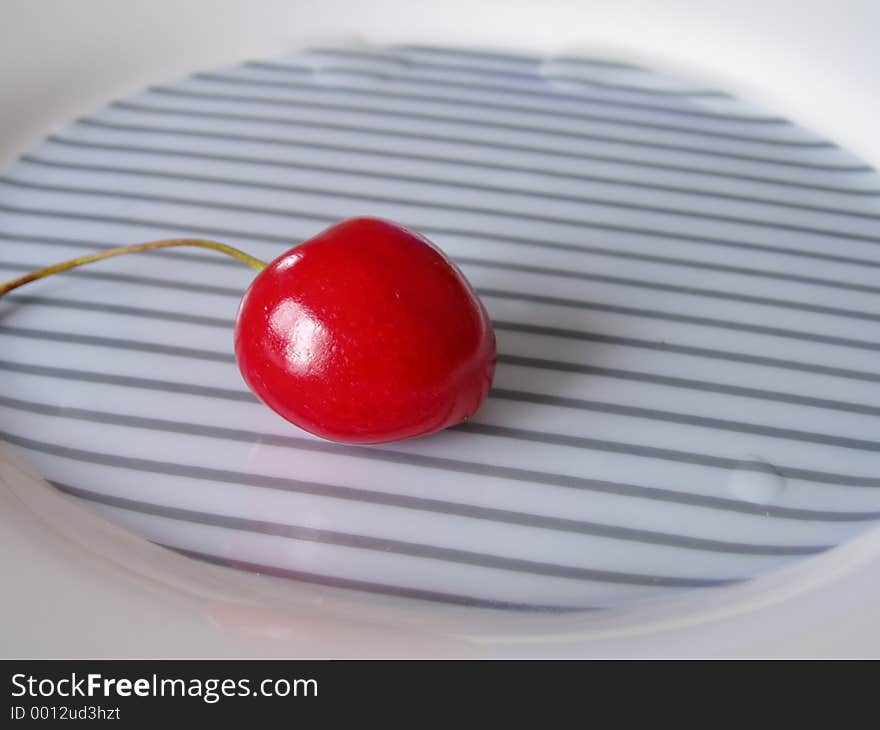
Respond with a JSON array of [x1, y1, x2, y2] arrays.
[[234, 217, 496, 444]]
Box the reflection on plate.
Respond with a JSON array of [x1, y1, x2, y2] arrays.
[[1, 44, 880, 612]]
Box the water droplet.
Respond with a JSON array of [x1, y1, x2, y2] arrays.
[[727, 457, 786, 505]]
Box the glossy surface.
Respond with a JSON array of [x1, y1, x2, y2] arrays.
[[234, 218, 496, 443]]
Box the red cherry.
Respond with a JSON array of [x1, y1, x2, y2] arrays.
[[233, 217, 496, 444]]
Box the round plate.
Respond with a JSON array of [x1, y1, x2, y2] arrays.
[[2, 44, 880, 614]]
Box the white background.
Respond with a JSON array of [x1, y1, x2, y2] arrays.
[[1, 0, 879, 657]]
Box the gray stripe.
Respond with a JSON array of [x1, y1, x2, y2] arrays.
[[2, 307, 878, 450], [75, 117, 880, 208], [0, 324, 235, 363], [491, 389, 880, 453], [107, 101, 880, 195], [2, 294, 233, 328], [465, 255, 880, 298], [256, 51, 782, 122], [302, 47, 727, 98], [240, 58, 734, 137], [221, 59, 801, 143], [50, 484, 597, 613], [0, 358, 252, 401], [0, 394, 828, 556], [0, 261, 246, 298], [494, 321, 880, 385], [500, 353, 880, 418], [481, 290, 880, 352], [140, 541, 594, 612], [8, 177, 880, 328], [5, 252, 880, 352], [9, 292, 880, 452], [8, 273, 880, 418], [26, 151, 880, 263], [153, 83, 868, 173], [391, 44, 640, 72], [45, 133, 880, 238], [0, 231, 245, 269], [0, 430, 736, 588], [485, 274, 880, 325], [1, 358, 876, 522], [0, 327, 876, 486], [4, 301, 880, 420], [456, 423, 880, 487], [0, 201, 297, 247], [14, 149, 880, 304], [10, 210, 880, 328], [13, 142, 880, 276], [8, 291, 880, 386]]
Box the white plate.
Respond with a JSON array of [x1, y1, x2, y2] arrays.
[[4, 3, 877, 651], [3, 36, 880, 655]]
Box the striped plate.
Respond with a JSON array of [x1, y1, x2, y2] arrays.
[[2, 44, 880, 612]]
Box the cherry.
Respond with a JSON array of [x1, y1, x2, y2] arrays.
[[235, 217, 496, 443], [0, 218, 497, 444]]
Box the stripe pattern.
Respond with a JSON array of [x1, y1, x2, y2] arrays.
[[2, 44, 880, 611]]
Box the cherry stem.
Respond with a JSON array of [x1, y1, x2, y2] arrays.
[[0, 238, 267, 299]]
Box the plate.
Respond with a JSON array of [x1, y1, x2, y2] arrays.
[[2, 44, 880, 615]]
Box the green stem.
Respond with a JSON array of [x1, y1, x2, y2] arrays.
[[0, 238, 267, 299]]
